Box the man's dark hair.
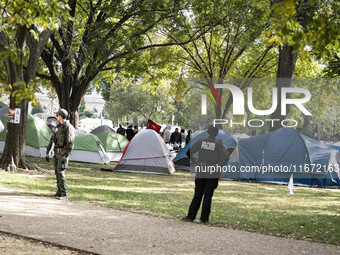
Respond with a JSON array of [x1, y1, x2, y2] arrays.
[[207, 125, 218, 138]]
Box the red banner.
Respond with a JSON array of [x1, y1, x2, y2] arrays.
[[146, 119, 161, 132]]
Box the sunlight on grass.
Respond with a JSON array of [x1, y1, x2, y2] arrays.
[[0, 157, 339, 245]]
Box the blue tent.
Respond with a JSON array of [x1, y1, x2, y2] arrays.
[[173, 129, 237, 170], [222, 128, 340, 187], [328, 142, 340, 151]]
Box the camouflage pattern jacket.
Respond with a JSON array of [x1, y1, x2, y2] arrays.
[[47, 120, 75, 158]]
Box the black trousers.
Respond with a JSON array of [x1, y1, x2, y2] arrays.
[[187, 178, 219, 221]]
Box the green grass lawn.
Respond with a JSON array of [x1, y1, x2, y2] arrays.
[[0, 157, 339, 245]]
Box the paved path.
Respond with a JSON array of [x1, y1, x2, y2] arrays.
[[0, 186, 338, 255]]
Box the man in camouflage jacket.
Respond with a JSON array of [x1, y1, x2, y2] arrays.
[[46, 109, 75, 201]]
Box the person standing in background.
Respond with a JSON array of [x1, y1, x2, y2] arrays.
[[180, 129, 186, 148], [186, 130, 191, 145], [163, 125, 171, 143], [117, 124, 126, 136], [126, 125, 135, 141]]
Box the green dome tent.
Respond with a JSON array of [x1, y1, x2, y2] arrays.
[[96, 132, 129, 161], [0, 114, 52, 158], [69, 133, 110, 164]]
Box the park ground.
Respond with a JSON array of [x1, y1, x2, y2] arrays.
[[0, 156, 339, 252]]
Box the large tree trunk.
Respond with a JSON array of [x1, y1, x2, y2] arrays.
[[0, 27, 28, 171], [1, 84, 27, 170], [269, 45, 298, 131], [269, 0, 315, 131], [0, 28, 51, 171], [0, 100, 38, 170], [51, 76, 88, 128]]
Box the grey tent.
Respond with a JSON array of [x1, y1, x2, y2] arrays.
[[0, 102, 9, 116], [90, 125, 115, 135], [114, 129, 175, 175]]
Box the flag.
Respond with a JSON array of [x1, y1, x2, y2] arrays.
[[288, 173, 294, 195], [146, 119, 161, 132]]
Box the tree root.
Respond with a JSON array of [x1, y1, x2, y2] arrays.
[[22, 160, 47, 173], [1, 157, 48, 173]]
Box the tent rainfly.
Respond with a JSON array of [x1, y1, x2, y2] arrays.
[[114, 129, 175, 175], [222, 127, 340, 187], [0, 114, 52, 158], [96, 132, 129, 161], [69, 133, 110, 164], [90, 125, 115, 135]]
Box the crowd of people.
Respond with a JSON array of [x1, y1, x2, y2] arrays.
[[161, 125, 191, 152], [116, 123, 191, 151]]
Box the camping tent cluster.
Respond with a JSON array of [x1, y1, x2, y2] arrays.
[[0, 108, 339, 186], [175, 127, 340, 187], [0, 115, 129, 164]]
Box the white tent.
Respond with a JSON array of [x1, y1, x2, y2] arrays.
[[114, 129, 175, 175]]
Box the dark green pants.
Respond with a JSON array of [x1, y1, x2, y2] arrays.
[[54, 153, 68, 197]]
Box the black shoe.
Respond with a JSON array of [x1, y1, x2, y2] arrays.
[[181, 216, 194, 222], [200, 219, 213, 224]]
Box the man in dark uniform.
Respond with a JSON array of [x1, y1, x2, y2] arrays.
[[46, 109, 75, 201], [182, 125, 229, 223]]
